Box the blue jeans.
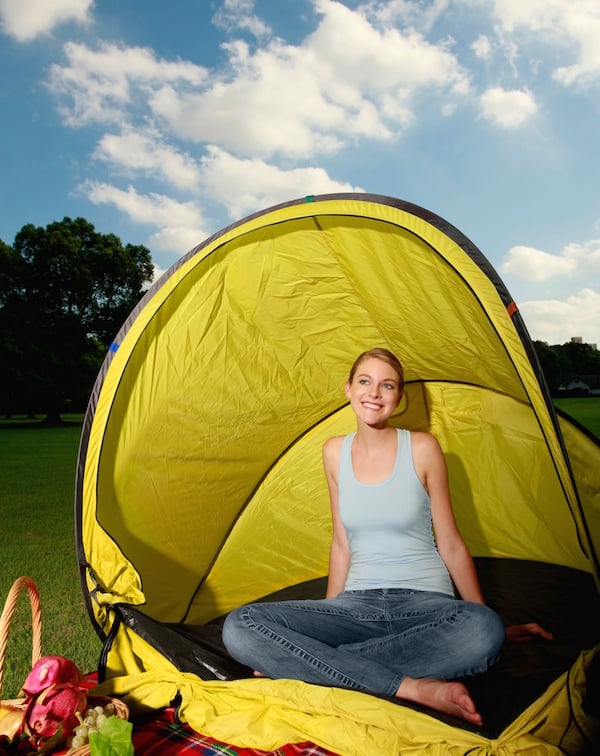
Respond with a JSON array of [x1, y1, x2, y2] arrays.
[[222, 589, 505, 697]]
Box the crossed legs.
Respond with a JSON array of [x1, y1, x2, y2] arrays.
[[222, 589, 505, 724]]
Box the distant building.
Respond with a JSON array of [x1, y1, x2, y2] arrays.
[[570, 336, 598, 350], [563, 378, 590, 393], [557, 377, 600, 397]]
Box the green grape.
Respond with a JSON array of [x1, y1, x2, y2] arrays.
[[74, 724, 89, 739], [68, 701, 121, 751]]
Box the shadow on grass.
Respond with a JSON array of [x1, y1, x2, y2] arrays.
[[0, 414, 84, 429]]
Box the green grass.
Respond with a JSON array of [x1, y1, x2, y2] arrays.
[[0, 418, 100, 699], [554, 397, 600, 439]]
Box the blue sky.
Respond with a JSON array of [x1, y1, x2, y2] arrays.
[[1, 0, 599, 346]]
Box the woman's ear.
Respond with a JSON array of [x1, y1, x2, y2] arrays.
[[344, 380, 352, 399]]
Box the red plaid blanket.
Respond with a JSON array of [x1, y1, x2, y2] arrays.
[[55, 675, 339, 756]]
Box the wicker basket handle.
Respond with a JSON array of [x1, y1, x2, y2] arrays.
[[0, 577, 43, 695]]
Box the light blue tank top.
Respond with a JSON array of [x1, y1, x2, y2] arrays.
[[338, 429, 453, 595]]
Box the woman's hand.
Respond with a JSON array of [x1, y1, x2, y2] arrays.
[[505, 623, 554, 643]]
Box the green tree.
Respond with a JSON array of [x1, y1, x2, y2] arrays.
[[0, 217, 153, 422], [532, 340, 561, 390], [0, 238, 29, 415], [533, 339, 600, 391], [558, 340, 600, 377]]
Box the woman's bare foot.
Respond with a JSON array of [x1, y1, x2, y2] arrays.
[[253, 670, 267, 678], [396, 677, 483, 726]]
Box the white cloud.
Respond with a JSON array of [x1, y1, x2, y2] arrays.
[[479, 86, 537, 127], [502, 240, 600, 281], [150, 263, 167, 286], [441, 102, 458, 116], [565, 239, 600, 271], [81, 181, 205, 229], [491, 0, 600, 86], [0, 0, 92, 41], [48, 2, 469, 158], [200, 146, 363, 220], [80, 181, 208, 256], [48, 41, 207, 126], [147, 226, 207, 256], [310, 1, 468, 95], [471, 34, 492, 60], [502, 245, 576, 281], [148, 62, 350, 160], [362, 0, 451, 34], [518, 288, 600, 346], [93, 130, 201, 192], [212, 0, 271, 40], [148, 2, 470, 158]]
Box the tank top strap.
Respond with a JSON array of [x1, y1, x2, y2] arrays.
[[339, 432, 355, 481]]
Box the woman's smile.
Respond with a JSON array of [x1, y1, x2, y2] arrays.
[[362, 399, 384, 411]]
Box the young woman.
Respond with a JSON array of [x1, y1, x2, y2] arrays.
[[223, 348, 552, 725]]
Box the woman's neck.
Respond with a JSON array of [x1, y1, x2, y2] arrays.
[[351, 425, 398, 483], [353, 423, 396, 451]]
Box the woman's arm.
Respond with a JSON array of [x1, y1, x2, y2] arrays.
[[412, 432, 486, 604], [323, 437, 351, 598], [413, 433, 555, 642]]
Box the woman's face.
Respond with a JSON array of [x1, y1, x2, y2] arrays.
[[345, 356, 402, 426]]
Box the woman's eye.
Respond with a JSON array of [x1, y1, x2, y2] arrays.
[[383, 383, 395, 390]]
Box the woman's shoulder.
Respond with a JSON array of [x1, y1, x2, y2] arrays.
[[322, 435, 346, 479], [323, 434, 347, 455], [409, 430, 443, 456], [408, 431, 446, 484]]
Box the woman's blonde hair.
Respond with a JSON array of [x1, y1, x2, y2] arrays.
[[348, 348, 405, 392]]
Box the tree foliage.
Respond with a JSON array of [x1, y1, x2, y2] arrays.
[[0, 217, 153, 422], [533, 339, 600, 392]]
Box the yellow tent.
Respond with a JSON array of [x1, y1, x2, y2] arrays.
[[76, 194, 599, 754]]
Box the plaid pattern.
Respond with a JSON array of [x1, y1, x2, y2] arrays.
[[132, 707, 339, 755], [56, 676, 339, 756]]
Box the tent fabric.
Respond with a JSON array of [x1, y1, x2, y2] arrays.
[[90, 554, 599, 751], [91, 644, 599, 755], [75, 194, 600, 753]]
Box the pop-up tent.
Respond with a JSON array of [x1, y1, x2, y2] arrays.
[[76, 194, 599, 754]]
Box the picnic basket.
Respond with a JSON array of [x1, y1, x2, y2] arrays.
[[0, 576, 40, 741], [0, 576, 128, 754]]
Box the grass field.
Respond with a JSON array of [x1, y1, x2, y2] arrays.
[[0, 418, 100, 698], [553, 396, 600, 438], [1, 398, 598, 699]]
